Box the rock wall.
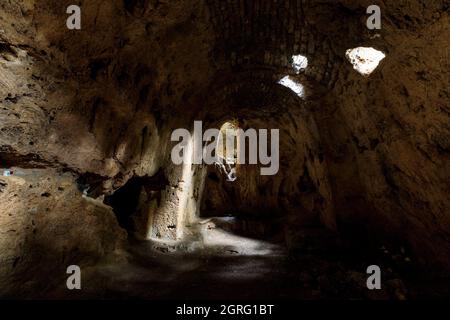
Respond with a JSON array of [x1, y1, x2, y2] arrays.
[[0, 168, 126, 296], [315, 9, 450, 270]]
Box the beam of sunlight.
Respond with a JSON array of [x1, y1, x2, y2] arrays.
[[176, 135, 195, 239], [199, 218, 282, 256]]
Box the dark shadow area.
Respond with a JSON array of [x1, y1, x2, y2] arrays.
[[104, 169, 169, 232], [105, 177, 144, 231]]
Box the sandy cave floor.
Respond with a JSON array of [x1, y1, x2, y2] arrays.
[[43, 220, 450, 300], [1, 169, 448, 300]]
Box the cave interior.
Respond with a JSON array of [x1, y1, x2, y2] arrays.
[[0, 0, 449, 299]]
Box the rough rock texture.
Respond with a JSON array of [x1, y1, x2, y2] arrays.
[[0, 168, 126, 297], [0, 0, 449, 297], [314, 3, 450, 271]]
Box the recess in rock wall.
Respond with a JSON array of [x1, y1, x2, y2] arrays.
[[104, 177, 145, 232]]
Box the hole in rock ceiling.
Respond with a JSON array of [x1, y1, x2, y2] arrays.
[[278, 76, 305, 98], [292, 54, 308, 74], [345, 47, 386, 76]]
